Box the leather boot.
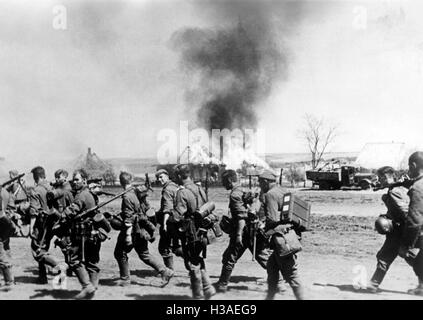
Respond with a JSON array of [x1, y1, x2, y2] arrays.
[[74, 266, 95, 300], [266, 284, 278, 300], [89, 272, 99, 290], [201, 269, 216, 300], [0, 267, 14, 292], [214, 267, 232, 293], [277, 277, 287, 293], [160, 267, 175, 287], [292, 286, 305, 300], [369, 268, 385, 291], [366, 280, 380, 293], [163, 256, 174, 270], [190, 270, 204, 300], [37, 262, 48, 284], [118, 259, 130, 279], [408, 280, 423, 296], [116, 260, 131, 286]]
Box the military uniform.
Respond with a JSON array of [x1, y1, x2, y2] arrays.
[[48, 181, 74, 275], [5, 181, 29, 236], [157, 180, 179, 269], [401, 175, 423, 293], [114, 188, 173, 285], [0, 190, 15, 290], [6, 181, 28, 208], [29, 180, 61, 283], [216, 183, 272, 290], [263, 184, 304, 300], [50, 182, 74, 212], [369, 186, 412, 289], [64, 186, 103, 298], [171, 180, 215, 299]]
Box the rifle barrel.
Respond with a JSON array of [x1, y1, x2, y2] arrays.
[[76, 186, 135, 219], [2, 173, 25, 188], [97, 191, 117, 197], [373, 179, 414, 191]]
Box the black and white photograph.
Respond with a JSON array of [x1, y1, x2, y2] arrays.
[[1, 0, 423, 304]]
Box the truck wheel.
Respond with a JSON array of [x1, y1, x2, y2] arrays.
[[319, 181, 329, 190], [359, 180, 370, 190], [333, 182, 342, 190]]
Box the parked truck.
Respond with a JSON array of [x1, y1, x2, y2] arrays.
[[306, 161, 377, 190]]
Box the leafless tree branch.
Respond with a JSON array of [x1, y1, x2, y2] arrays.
[[299, 113, 339, 169]]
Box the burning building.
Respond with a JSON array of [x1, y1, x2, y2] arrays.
[[166, 5, 284, 182]]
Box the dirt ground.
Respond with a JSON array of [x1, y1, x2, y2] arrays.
[[1, 187, 422, 300]]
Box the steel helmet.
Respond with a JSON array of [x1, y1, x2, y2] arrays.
[[375, 216, 393, 234]]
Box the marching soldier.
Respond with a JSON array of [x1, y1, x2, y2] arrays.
[[48, 169, 74, 213], [400, 151, 423, 295], [5, 170, 29, 236], [0, 188, 15, 291], [29, 166, 65, 284], [113, 171, 174, 287], [169, 164, 215, 299], [259, 171, 305, 300], [48, 169, 74, 277], [6, 170, 29, 211], [156, 168, 180, 270], [61, 169, 110, 299], [367, 166, 413, 293], [214, 169, 279, 293]]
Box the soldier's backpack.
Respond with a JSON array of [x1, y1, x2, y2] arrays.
[[180, 185, 221, 245], [279, 193, 311, 231]]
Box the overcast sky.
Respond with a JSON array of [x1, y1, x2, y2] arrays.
[[1, 0, 422, 168]]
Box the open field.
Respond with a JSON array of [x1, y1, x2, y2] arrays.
[[1, 187, 421, 300]]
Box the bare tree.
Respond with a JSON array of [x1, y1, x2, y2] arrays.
[[284, 165, 305, 187], [300, 114, 338, 170]]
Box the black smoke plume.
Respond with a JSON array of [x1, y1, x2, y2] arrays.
[[171, 2, 287, 130]]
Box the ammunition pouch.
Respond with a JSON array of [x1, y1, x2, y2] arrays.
[[73, 220, 89, 241], [73, 219, 103, 244]]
